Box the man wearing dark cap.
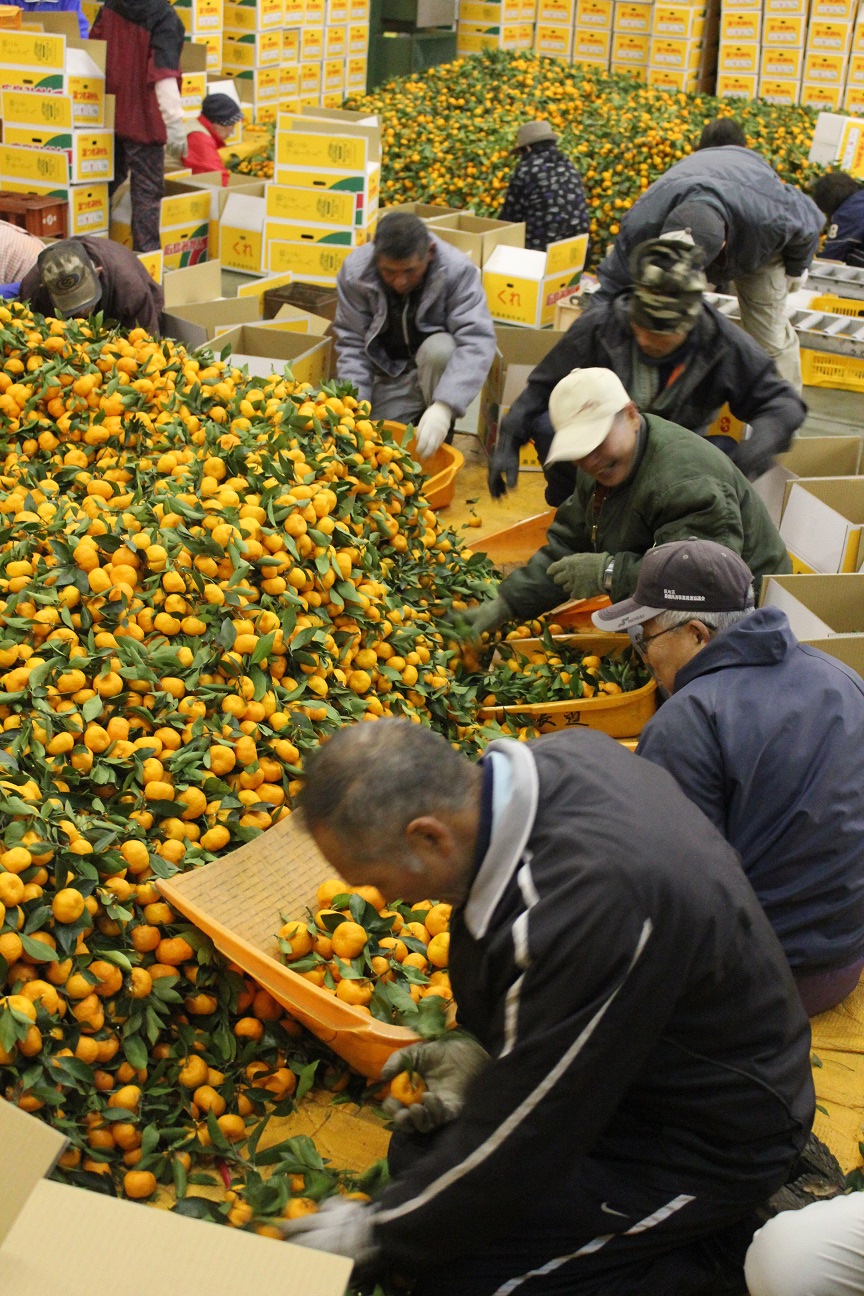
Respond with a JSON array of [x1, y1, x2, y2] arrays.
[[488, 236, 805, 503], [19, 238, 164, 336], [592, 145, 824, 390], [498, 119, 590, 252], [596, 538, 864, 1016], [181, 93, 244, 185]]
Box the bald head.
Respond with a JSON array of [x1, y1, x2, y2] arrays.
[[298, 720, 482, 904]]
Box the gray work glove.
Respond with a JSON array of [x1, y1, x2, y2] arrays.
[[278, 1198, 378, 1264], [786, 271, 807, 294], [488, 430, 521, 498], [546, 551, 610, 601], [449, 594, 512, 642], [381, 1033, 490, 1133], [165, 120, 188, 161]]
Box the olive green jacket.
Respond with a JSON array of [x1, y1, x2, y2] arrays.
[[499, 414, 791, 620]]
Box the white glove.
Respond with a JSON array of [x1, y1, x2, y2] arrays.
[[786, 270, 808, 294], [278, 1198, 378, 1264], [415, 401, 453, 458], [380, 1033, 489, 1133], [154, 78, 186, 158]]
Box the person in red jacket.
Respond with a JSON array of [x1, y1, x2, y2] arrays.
[[91, 0, 185, 253], [182, 93, 243, 185]]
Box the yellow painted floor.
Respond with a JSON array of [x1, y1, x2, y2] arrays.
[[445, 434, 549, 539]]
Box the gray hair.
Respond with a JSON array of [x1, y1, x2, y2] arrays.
[[297, 719, 478, 864], [374, 212, 431, 262], [651, 607, 755, 634]]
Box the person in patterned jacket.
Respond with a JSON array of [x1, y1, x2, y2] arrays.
[[499, 120, 590, 252]]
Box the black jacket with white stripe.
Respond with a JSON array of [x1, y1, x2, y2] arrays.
[[371, 729, 814, 1268]]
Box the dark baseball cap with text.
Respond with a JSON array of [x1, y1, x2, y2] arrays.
[[593, 538, 755, 632]]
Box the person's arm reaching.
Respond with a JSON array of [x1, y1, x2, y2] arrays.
[[636, 698, 728, 834], [726, 357, 806, 480], [498, 490, 591, 619], [429, 260, 496, 418], [333, 267, 377, 404], [780, 198, 824, 277]]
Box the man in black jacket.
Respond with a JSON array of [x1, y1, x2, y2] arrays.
[[498, 120, 590, 252], [488, 236, 805, 503], [282, 719, 814, 1296]]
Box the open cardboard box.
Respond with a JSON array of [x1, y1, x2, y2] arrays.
[[215, 323, 332, 386], [0, 1099, 351, 1296], [483, 235, 589, 327], [760, 572, 864, 678], [479, 323, 567, 454], [0, 19, 107, 125], [779, 476, 864, 573], [754, 435, 863, 526], [381, 202, 471, 220], [427, 212, 526, 268]]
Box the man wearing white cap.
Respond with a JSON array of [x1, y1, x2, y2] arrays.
[[459, 367, 790, 640]]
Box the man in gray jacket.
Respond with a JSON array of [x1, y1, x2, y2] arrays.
[[593, 146, 824, 391], [333, 212, 497, 457]]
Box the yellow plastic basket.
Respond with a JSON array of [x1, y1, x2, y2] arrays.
[[384, 421, 463, 510], [158, 813, 421, 1079], [478, 633, 657, 739], [809, 294, 864, 319], [801, 348, 864, 392]]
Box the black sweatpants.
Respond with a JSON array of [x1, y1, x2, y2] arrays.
[[111, 137, 164, 253], [387, 1130, 757, 1296]]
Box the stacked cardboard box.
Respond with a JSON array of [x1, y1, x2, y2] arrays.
[[802, 0, 856, 110], [110, 177, 212, 268], [718, 0, 859, 104], [174, 0, 225, 71], [611, 0, 653, 78], [0, 29, 112, 237], [648, 0, 709, 91], [458, 0, 534, 56], [482, 232, 588, 327]]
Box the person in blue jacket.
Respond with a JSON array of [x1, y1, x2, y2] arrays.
[[812, 170, 864, 266], [594, 537, 864, 1017], [14, 0, 89, 38]]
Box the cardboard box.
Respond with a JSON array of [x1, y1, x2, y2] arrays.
[[180, 68, 207, 117], [720, 0, 761, 12], [350, 0, 370, 17], [163, 294, 264, 345], [483, 235, 588, 328], [172, 0, 224, 31], [758, 74, 801, 101], [844, 81, 864, 113], [536, 0, 574, 22], [300, 23, 324, 57], [2, 126, 113, 182], [610, 59, 648, 76], [848, 50, 864, 82], [0, 175, 109, 233], [575, 0, 613, 26], [427, 212, 525, 267], [779, 477, 864, 573], [298, 59, 322, 96], [460, 0, 522, 17], [110, 179, 212, 267], [761, 572, 864, 644], [223, 29, 282, 66], [800, 80, 844, 107], [0, 33, 105, 125], [138, 248, 164, 283], [760, 45, 803, 76], [765, 0, 807, 12], [190, 30, 222, 69], [346, 53, 367, 89], [216, 323, 332, 385], [718, 40, 759, 72], [264, 214, 372, 247], [223, 0, 285, 27], [457, 20, 534, 49], [612, 29, 649, 59], [762, 13, 805, 44], [650, 35, 703, 69], [282, 26, 301, 59], [572, 25, 612, 56], [852, 18, 864, 52], [534, 21, 573, 53], [325, 22, 347, 55], [655, 4, 706, 37], [347, 21, 369, 51], [754, 436, 862, 525], [715, 70, 758, 95], [614, 0, 652, 31], [807, 18, 853, 52], [327, 0, 350, 20], [810, 0, 857, 18], [305, 0, 326, 19], [479, 324, 568, 450], [803, 50, 848, 83], [719, 8, 760, 40], [322, 56, 345, 91], [265, 236, 354, 280]]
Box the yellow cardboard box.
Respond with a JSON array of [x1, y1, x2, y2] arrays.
[[800, 80, 844, 106], [272, 161, 380, 221], [760, 45, 803, 76], [764, 0, 807, 12], [803, 49, 848, 82], [611, 59, 648, 76], [233, 65, 280, 97], [720, 0, 761, 11], [266, 238, 353, 280], [282, 26, 301, 59], [275, 114, 376, 170], [648, 65, 701, 89], [718, 41, 760, 73], [283, 0, 304, 19], [138, 249, 164, 283], [810, 0, 857, 18], [613, 1, 652, 32], [0, 176, 109, 234], [1, 87, 76, 128], [715, 70, 758, 95], [347, 21, 369, 51], [349, 0, 369, 17], [575, 0, 613, 26], [762, 13, 805, 44], [187, 31, 221, 69], [171, 0, 223, 30], [807, 18, 853, 52], [536, 0, 573, 22], [327, 0, 350, 20], [654, 4, 706, 37], [483, 236, 587, 328], [219, 191, 267, 273], [758, 74, 801, 101], [325, 22, 347, 55], [223, 0, 284, 27], [346, 54, 367, 89], [301, 23, 324, 57], [719, 9, 760, 40], [844, 82, 864, 113], [216, 324, 332, 387], [612, 29, 649, 59], [779, 478, 864, 574], [461, 0, 522, 17], [649, 35, 703, 68], [280, 64, 300, 96], [572, 25, 612, 56], [428, 211, 526, 267], [305, 0, 325, 18], [2, 125, 113, 182], [0, 49, 105, 126], [844, 48, 864, 80], [223, 29, 282, 65], [299, 60, 322, 95], [534, 21, 573, 53], [263, 216, 372, 247], [180, 69, 207, 116], [322, 56, 345, 91]]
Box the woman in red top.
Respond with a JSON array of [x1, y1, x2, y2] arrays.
[[182, 93, 244, 186]]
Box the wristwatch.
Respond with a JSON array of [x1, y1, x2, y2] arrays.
[[602, 557, 615, 592]]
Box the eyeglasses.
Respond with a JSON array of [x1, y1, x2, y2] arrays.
[[627, 624, 683, 658]]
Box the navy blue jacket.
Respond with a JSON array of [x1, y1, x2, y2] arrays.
[[637, 607, 864, 973], [824, 189, 864, 266]]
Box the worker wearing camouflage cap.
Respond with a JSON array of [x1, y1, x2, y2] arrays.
[[488, 236, 806, 505]]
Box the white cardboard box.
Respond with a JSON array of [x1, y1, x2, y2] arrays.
[[482, 235, 588, 328], [779, 476, 864, 573]]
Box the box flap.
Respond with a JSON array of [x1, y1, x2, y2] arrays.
[[181, 41, 209, 72], [760, 577, 836, 637], [804, 633, 864, 678], [273, 302, 331, 334], [0, 1178, 352, 1296], [0, 1100, 66, 1248], [777, 435, 863, 478], [34, 11, 82, 39], [65, 41, 105, 76], [760, 572, 864, 633], [483, 244, 547, 279], [163, 296, 262, 345], [779, 477, 864, 572], [300, 104, 379, 126], [500, 362, 536, 410], [236, 269, 294, 311], [754, 463, 796, 527], [221, 191, 267, 230], [163, 259, 223, 309]]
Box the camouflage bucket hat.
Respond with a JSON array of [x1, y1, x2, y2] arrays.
[[628, 236, 708, 335]]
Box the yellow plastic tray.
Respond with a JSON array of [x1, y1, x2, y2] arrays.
[[801, 347, 864, 392], [158, 812, 421, 1079], [478, 633, 657, 739], [384, 421, 464, 510], [810, 294, 864, 319]]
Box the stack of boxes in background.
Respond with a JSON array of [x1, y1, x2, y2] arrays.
[[648, 0, 711, 91], [458, 0, 534, 58], [223, 0, 281, 116], [274, 0, 369, 116], [611, 0, 652, 79], [531, 0, 712, 83], [174, 0, 225, 72], [0, 28, 113, 238], [572, 0, 614, 73], [718, 0, 862, 108]]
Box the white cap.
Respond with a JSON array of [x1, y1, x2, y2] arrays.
[[546, 368, 633, 466]]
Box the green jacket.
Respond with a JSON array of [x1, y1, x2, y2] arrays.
[[500, 414, 791, 620]]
